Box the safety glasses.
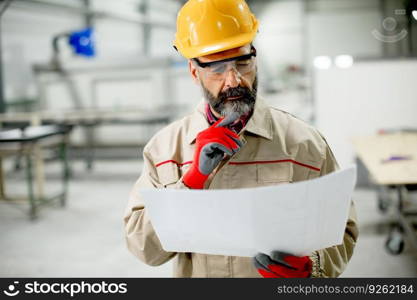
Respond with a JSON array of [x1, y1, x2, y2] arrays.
[[193, 46, 257, 79]]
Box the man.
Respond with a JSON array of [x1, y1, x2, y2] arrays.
[[124, 0, 358, 278]]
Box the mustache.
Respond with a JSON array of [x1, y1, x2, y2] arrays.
[[218, 86, 255, 102]]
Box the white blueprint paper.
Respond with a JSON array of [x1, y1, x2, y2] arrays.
[[140, 166, 356, 257]]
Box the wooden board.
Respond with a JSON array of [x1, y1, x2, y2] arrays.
[[351, 133, 417, 185]]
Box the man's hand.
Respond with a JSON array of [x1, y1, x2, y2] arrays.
[[254, 251, 312, 278], [183, 112, 242, 189]]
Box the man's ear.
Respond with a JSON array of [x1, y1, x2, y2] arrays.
[[188, 60, 200, 84]]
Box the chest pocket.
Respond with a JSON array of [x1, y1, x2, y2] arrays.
[[156, 162, 180, 188], [256, 162, 293, 184]]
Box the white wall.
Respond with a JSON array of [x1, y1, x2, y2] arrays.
[[5, 0, 412, 149], [2, 0, 181, 102], [249, 0, 384, 122], [253, 0, 305, 76], [306, 10, 383, 61], [315, 59, 417, 167], [3, 3, 84, 100], [2, 0, 200, 145], [250, 0, 306, 112]]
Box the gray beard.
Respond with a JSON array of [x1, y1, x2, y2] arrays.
[[200, 75, 258, 118], [217, 100, 252, 117]]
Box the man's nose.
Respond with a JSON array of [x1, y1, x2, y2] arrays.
[[223, 67, 241, 88]]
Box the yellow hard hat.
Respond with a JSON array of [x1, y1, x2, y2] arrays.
[[174, 0, 259, 59]]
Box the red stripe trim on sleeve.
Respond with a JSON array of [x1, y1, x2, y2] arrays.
[[229, 159, 321, 172], [155, 160, 193, 168], [155, 159, 320, 172]]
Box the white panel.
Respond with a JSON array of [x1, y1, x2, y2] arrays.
[[315, 60, 417, 167]]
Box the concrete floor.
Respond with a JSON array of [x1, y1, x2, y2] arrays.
[[1, 159, 416, 277]]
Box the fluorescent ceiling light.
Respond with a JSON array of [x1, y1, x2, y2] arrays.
[[335, 55, 354, 69], [313, 56, 332, 69]]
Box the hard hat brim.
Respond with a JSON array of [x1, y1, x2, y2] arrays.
[[178, 30, 258, 59]]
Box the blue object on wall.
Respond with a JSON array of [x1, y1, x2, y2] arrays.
[[68, 27, 96, 57]]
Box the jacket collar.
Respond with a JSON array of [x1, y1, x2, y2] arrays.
[[243, 95, 273, 140], [186, 96, 273, 145]]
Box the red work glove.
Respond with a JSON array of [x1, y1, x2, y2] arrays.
[[183, 112, 242, 189], [254, 251, 312, 278]]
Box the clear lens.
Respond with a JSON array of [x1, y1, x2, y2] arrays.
[[205, 58, 255, 80]]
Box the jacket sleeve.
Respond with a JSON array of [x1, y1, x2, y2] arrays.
[[123, 149, 187, 266], [309, 143, 359, 278]]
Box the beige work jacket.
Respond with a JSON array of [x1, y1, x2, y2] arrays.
[[124, 97, 358, 278]]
